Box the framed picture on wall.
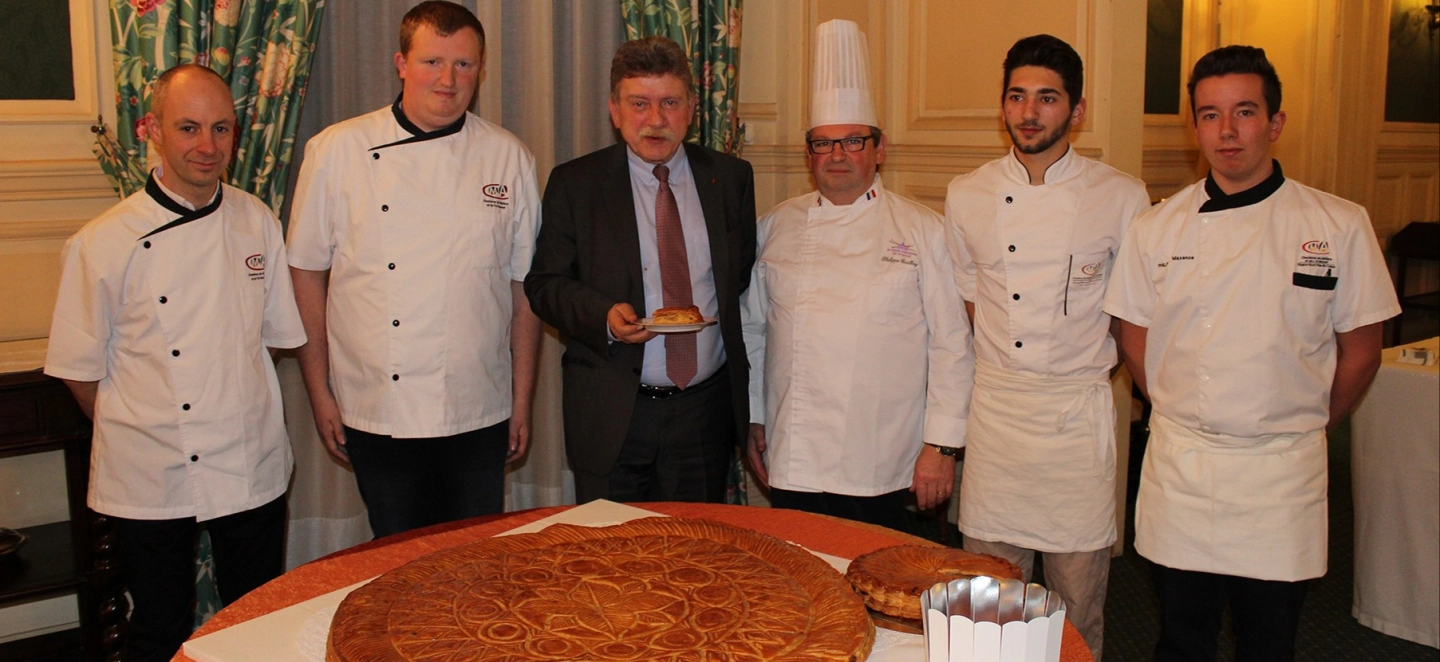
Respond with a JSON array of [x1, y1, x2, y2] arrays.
[[0, 0, 101, 123]]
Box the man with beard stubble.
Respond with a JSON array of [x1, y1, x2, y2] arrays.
[[943, 34, 1151, 660]]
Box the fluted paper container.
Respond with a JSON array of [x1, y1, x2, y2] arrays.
[[919, 576, 1066, 662]]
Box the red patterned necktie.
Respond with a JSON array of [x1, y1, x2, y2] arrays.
[[654, 164, 697, 388]]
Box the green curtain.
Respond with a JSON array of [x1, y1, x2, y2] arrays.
[[92, 0, 325, 214], [620, 0, 744, 156], [621, 0, 748, 505], [89, 0, 324, 626]]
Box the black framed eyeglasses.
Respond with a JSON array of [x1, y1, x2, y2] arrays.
[[806, 134, 880, 154]]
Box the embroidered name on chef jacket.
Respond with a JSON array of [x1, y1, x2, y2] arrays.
[[1293, 239, 1337, 290], [883, 239, 919, 266]]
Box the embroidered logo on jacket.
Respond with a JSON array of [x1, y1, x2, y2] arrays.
[[1293, 239, 1337, 290], [1070, 259, 1106, 288], [483, 184, 510, 210], [246, 254, 266, 281]]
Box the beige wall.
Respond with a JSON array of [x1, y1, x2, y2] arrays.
[[0, 0, 113, 643], [0, 0, 118, 349], [738, 0, 1148, 214], [1139, 0, 1440, 244]]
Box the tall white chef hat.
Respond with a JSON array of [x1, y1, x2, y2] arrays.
[[810, 19, 877, 129]]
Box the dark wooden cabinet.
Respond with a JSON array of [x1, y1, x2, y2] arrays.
[[0, 370, 124, 662]]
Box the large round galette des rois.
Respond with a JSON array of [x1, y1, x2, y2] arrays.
[[327, 517, 875, 661]]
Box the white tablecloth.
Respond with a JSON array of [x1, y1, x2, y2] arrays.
[[1351, 336, 1439, 648]]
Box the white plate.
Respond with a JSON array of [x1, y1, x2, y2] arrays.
[[638, 316, 717, 333]]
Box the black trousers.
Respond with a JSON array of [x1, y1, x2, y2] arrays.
[[110, 495, 286, 662], [345, 420, 508, 539], [574, 369, 734, 504], [1152, 563, 1310, 662], [768, 487, 911, 533]]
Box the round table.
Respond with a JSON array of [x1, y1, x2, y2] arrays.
[[175, 502, 1093, 661]]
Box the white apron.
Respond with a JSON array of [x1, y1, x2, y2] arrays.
[[1135, 413, 1328, 581], [959, 360, 1116, 552]]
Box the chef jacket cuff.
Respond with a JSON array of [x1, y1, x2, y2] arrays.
[[1101, 303, 1151, 328], [42, 364, 105, 383], [263, 331, 308, 350], [923, 414, 967, 449]]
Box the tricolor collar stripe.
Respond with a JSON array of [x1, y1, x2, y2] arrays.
[[865, 188, 877, 201], [140, 173, 223, 240], [1199, 160, 1285, 213], [370, 93, 466, 151]]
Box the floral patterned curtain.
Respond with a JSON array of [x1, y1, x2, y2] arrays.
[[93, 0, 325, 214], [620, 0, 748, 505], [620, 0, 744, 156]]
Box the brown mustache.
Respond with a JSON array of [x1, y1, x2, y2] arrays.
[[639, 128, 677, 141]]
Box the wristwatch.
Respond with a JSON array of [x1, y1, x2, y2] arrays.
[[925, 443, 959, 458]]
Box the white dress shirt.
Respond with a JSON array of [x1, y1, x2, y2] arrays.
[[625, 147, 723, 387], [287, 102, 540, 438], [46, 173, 306, 521], [743, 177, 974, 496]]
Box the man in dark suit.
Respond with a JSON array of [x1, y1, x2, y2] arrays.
[[525, 36, 756, 503]]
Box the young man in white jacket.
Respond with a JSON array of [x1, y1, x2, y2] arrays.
[[1105, 45, 1399, 661], [945, 35, 1150, 661]]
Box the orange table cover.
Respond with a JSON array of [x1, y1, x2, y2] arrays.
[[176, 502, 1093, 662]]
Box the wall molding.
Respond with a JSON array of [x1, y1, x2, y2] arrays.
[[1141, 146, 1202, 201], [745, 142, 1111, 179], [0, 158, 116, 241], [0, 158, 113, 192], [741, 144, 809, 175], [738, 102, 778, 122], [1376, 144, 1440, 166]]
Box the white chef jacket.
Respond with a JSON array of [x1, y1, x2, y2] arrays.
[[946, 148, 1148, 552], [287, 100, 540, 438], [947, 147, 1151, 377], [1104, 166, 1400, 437], [742, 177, 974, 496], [45, 173, 306, 522], [1104, 165, 1401, 580]]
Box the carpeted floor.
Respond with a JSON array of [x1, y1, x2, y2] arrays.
[[1101, 418, 1438, 661], [912, 418, 1439, 661]]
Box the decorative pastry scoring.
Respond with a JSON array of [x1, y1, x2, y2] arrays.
[[328, 517, 873, 661], [652, 305, 704, 325], [845, 545, 1024, 620]]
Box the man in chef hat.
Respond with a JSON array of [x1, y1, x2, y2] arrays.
[[742, 19, 974, 532]]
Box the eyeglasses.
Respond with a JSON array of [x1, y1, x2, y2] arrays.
[[806, 134, 880, 154]]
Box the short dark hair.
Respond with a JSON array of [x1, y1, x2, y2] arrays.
[[151, 64, 230, 119], [1003, 35, 1084, 108], [399, 1, 485, 57], [1187, 45, 1282, 119], [610, 36, 694, 99]]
